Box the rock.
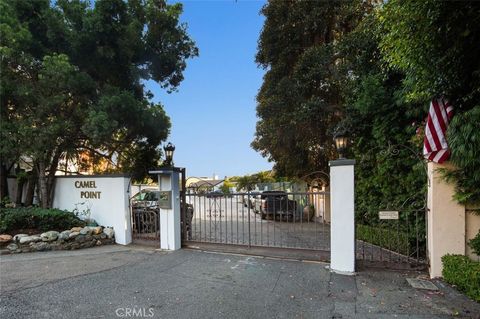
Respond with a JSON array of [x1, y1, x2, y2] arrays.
[[96, 240, 102, 246], [80, 227, 92, 235], [50, 243, 62, 251], [69, 231, 80, 239], [71, 227, 83, 232], [103, 227, 114, 239], [75, 235, 86, 243], [100, 233, 107, 239], [58, 230, 71, 241], [19, 235, 42, 244], [32, 242, 50, 251], [81, 241, 95, 249], [41, 231, 59, 242], [13, 234, 29, 241], [7, 243, 18, 251], [0, 234, 13, 244], [91, 226, 103, 235], [20, 246, 32, 252]]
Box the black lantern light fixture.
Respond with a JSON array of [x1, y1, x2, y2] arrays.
[[163, 142, 175, 167], [334, 132, 348, 159]]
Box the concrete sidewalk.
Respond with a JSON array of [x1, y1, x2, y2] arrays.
[[1, 245, 479, 318]]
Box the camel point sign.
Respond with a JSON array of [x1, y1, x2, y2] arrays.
[[74, 180, 102, 199]]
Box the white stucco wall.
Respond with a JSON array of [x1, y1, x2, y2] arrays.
[[52, 175, 132, 245], [427, 162, 466, 278]]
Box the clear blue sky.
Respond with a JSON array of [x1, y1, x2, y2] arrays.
[[146, 0, 272, 179]]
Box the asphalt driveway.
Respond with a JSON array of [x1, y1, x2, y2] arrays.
[[1, 245, 479, 318]]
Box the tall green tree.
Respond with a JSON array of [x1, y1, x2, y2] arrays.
[[0, 0, 198, 207], [252, 0, 371, 177], [253, 1, 427, 226]]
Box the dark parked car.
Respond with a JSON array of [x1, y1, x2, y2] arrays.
[[205, 190, 224, 198], [259, 191, 297, 221]]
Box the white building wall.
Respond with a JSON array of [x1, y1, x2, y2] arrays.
[[53, 175, 132, 245]]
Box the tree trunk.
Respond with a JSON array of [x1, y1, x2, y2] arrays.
[[38, 161, 49, 208], [25, 170, 37, 206], [15, 178, 24, 205], [46, 152, 61, 208], [0, 163, 8, 200]]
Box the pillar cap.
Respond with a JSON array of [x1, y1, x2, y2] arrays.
[[329, 159, 356, 166]]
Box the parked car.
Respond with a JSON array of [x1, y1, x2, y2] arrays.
[[130, 189, 194, 239], [257, 191, 297, 221], [205, 190, 224, 198], [131, 188, 159, 210], [241, 192, 261, 210]]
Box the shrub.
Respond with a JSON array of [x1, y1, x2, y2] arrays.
[[468, 231, 480, 256], [0, 207, 85, 233], [442, 255, 480, 302], [356, 224, 410, 256]]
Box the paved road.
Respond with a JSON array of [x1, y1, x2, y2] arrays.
[[1, 245, 479, 318]]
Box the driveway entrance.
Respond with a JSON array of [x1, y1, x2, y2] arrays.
[[182, 191, 331, 261]]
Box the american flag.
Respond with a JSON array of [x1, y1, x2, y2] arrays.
[[423, 98, 454, 163]]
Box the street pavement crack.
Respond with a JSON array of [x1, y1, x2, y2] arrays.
[[271, 271, 282, 293]]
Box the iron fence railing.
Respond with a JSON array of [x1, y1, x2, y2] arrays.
[[131, 202, 160, 241], [356, 209, 427, 266], [183, 191, 330, 251]]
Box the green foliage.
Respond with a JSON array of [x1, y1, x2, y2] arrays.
[[254, 0, 479, 210], [253, 0, 372, 177], [380, 1, 480, 109], [442, 255, 480, 302], [0, 207, 86, 233], [219, 179, 235, 195], [356, 224, 410, 256], [234, 171, 275, 192], [0, 0, 198, 206], [339, 14, 427, 240], [1, 197, 12, 208], [469, 231, 480, 256], [380, 1, 480, 206], [441, 107, 480, 205]]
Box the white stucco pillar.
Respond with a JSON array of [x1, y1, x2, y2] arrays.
[[329, 159, 356, 275], [427, 162, 465, 278], [150, 169, 181, 251]]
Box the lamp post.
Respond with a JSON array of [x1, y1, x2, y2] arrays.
[[163, 142, 175, 167], [334, 132, 348, 159], [330, 129, 355, 274]]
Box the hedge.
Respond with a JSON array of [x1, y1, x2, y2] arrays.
[[469, 231, 480, 256], [442, 255, 480, 302], [356, 224, 410, 256], [0, 207, 85, 233]]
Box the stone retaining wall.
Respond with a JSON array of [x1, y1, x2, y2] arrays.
[[1, 226, 115, 254]]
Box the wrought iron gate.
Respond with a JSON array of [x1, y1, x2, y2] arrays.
[[131, 203, 160, 243], [182, 191, 330, 255], [355, 197, 427, 269], [352, 142, 429, 269]]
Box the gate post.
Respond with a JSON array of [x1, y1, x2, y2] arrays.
[[427, 162, 465, 278], [149, 169, 181, 250], [329, 159, 356, 275]]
